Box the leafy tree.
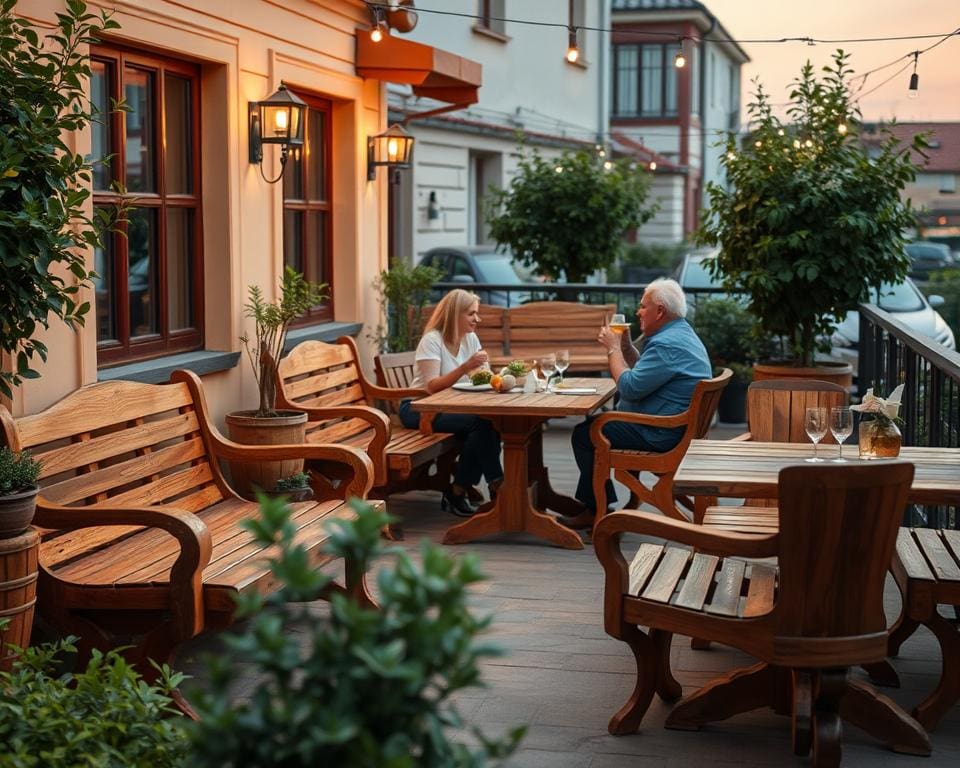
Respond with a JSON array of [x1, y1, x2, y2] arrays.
[[486, 145, 656, 283], [696, 50, 924, 366], [0, 0, 122, 398]]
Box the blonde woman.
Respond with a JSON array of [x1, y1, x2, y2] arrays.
[[399, 289, 503, 516]]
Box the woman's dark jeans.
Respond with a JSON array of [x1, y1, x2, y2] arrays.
[[399, 400, 503, 488]]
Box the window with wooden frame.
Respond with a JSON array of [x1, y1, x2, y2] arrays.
[[90, 46, 203, 366], [282, 91, 333, 323], [613, 43, 680, 118]]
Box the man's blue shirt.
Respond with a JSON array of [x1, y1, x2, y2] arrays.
[[616, 317, 713, 451]]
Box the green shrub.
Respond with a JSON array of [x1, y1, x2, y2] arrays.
[[273, 471, 310, 492], [0, 447, 41, 495], [925, 268, 960, 338], [185, 497, 524, 767], [371, 259, 443, 352], [692, 298, 776, 381], [0, 638, 187, 768]]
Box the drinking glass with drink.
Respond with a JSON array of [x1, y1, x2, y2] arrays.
[[609, 313, 630, 335]]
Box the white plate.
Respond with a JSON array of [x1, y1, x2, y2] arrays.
[[452, 382, 492, 391], [553, 387, 598, 395]]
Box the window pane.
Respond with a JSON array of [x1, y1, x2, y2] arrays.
[[665, 44, 679, 115], [90, 61, 113, 191], [616, 47, 638, 115], [307, 110, 327, 202], [166, 208, 194, 331], [283, 210, 304, 273], [305, 211, 329, 288], [127, 207, 159, 337], [164, 74, 192, 194], [283, 146, 304, 200], [93, 211, 116, 343], [641, 47, 662, 116], [125, 68, 156, 192]]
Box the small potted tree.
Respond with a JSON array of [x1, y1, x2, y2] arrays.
[[0, 448, 41, 539], [226, 267, 327, 497], [696, 51, 923, 384]]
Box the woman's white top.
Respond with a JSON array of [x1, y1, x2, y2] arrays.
[[411, 330, 481, 389]]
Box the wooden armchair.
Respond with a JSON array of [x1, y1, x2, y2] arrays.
[[700, 379, 847, 531], [373, 350, 421, 422], [589, 368, 731, 526], [593, 462, 929, 766]]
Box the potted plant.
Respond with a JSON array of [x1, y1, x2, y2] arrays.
[[226, 267, 327, 498], [258, 470, 314, 503], [0, 448, 41, 539], [691, 298, 774, 423], [695, 51, 924, 384]]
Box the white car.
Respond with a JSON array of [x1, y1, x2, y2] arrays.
[[830, 278, 956, 372]]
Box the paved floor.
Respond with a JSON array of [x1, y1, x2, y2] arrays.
[[180, 417, 960, 766]]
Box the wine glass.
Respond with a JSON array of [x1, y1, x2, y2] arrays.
[[804, 406, 828, 463], [540, 353, 556, 392], [830, 406, 853, 462], [555, 349, 570, 386], [609, 313, 630, 335]]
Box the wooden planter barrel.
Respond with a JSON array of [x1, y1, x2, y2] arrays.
[[0, 528, 39, 671], [224, 410, 308, 500], [753, 361, 853, 390]]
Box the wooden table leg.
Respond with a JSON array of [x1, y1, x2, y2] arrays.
[[527, 427, 583, 516], [443, 419, 583, 550]]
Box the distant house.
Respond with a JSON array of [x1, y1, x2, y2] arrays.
[[861, 122, 960, 253], [610, 0, 749, 243]]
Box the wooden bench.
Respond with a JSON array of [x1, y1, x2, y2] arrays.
[[0, 370, 377, 685], [425, 301, 617, 374], [276, 337, 459, 500]]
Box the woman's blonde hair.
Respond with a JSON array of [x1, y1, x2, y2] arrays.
[[422, 289, 480, 347]]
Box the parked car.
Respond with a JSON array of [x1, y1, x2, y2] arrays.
[[672, 248, 735, 314], [905, 240, 955, 280], [417, 245, 536, 306]]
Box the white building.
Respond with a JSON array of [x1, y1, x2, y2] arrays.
[[386, 1, 610, 262]]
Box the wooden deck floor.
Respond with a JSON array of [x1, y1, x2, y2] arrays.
[[179, 418, 960, 766]]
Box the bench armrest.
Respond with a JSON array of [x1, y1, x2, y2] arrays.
[[291, 404, 389, 487], [365, 383, 429, 402], [35, 500, 213, 640], [209, 437, 374, 500]]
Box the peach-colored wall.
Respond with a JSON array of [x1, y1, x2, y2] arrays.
[[6, 0, 388, 421]]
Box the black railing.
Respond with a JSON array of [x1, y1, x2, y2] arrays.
[[859, 302, 960, 528]]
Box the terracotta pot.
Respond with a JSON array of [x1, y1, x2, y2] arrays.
[[752, 361, 853, 390], [225, 410, 308, 500], [0, 527, 38, 671], [0, 486, 39, 539]]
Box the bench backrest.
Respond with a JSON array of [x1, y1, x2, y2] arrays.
[[276, 337, 375, 444], [506, 301, 615, 360], [0, 372, 229, 513]]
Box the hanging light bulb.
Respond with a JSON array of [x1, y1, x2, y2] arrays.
[[603, 160, 613, 171], [908, 51, 920, 99], [838, 123, 848, 135], [369, 6, 387, 42], [674, 38, 687, 69], [648, 160, 657, 171], [566, 26, 580, 63]]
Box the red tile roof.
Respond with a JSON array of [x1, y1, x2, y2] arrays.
[[861, 122, 960, 172]]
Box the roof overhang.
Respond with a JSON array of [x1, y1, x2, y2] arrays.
[[356, 32, 481, 121]]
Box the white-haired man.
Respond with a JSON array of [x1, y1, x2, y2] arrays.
[[566, 278, 712, 528]]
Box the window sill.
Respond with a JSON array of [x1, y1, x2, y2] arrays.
[[284, 320, 364, 353], [565, 57, 588, 70], [471, 25, 509, 43], [98, 349, 241, 384]]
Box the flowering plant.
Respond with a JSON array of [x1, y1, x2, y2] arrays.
[[851, 384, 905, 427]]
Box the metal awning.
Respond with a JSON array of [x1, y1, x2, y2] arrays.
[[356, 32, 481, 119]]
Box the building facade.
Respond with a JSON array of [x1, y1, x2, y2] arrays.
[[386, 0, 609, 262], [610, 0, 748, 243], [5, 0, 476, 419]]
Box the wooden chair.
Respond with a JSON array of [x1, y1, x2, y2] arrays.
[[888, 527, 960, 731], [589, 368, 731, 526], [593, 462, 929, 766], [700, 379, 847, 531], [276, 337, 458, 500], [373, 350, 420, 422]]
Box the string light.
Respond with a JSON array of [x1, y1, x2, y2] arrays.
[[603, 160, 613, 171], [566, 26, 579, 63], [908, 51, 920, 98], [648, 161, 657, 171], [673, 38, 687, 69], [369, 5, 387, 42], [838, 123, 848, 135]]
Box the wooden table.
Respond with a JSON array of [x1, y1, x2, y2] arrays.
[[674, 439, 960, 507], [413, 378, 616, 549]]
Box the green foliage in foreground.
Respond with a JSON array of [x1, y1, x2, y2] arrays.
[[0, 639, 186, 768], [185, 497, 524, 767]]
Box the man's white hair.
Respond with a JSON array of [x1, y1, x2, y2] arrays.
[[645, 278, 688, 319]]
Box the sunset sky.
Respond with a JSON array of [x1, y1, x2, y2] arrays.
[[705, 0, 960, 124]]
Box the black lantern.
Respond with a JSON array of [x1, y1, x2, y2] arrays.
[[249, 84, 307, 183], [367, 124, 414, 183]]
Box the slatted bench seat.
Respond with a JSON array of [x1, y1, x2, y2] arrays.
[[889, 527, 960, 731], [0, 370, 377, 684], [277, 337, 459, 500]]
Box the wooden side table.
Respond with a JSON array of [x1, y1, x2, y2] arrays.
[[889, 527, 960, 731]]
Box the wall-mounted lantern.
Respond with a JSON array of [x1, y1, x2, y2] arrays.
[[367, 123, 414, 183], [249, 84, 307, 183]]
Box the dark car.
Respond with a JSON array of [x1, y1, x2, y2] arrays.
[[418, 245, 536, 306], [905, 241, 955, 280]]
